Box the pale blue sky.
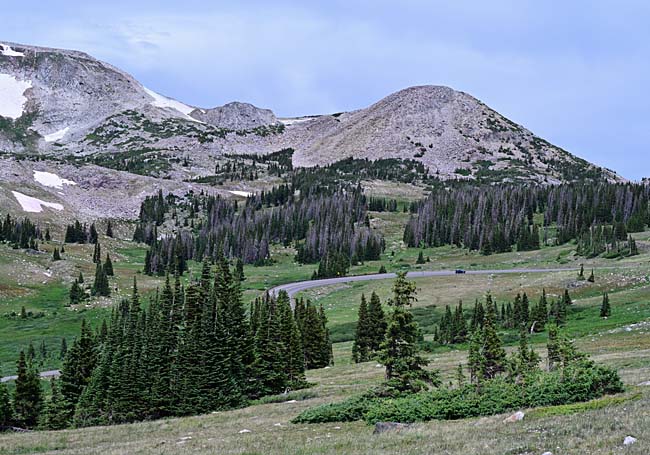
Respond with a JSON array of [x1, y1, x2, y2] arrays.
[[2, 0, 648, 179]]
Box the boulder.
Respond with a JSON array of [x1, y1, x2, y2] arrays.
[[503, 411, 525, 423], [373, 422, 411, 434], [623, 436, 637, 446]]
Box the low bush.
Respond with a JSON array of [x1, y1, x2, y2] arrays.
[[364, 361, 624, 424], [294, 361, 624, 425]]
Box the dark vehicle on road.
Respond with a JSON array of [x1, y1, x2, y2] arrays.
[[455, 269, 466, 274]]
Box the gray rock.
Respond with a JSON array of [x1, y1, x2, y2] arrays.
[[373, 422, 411, 434], [623, 436, 637, 446], [503, 411, 525, 423], [192, 102, 278, 130]]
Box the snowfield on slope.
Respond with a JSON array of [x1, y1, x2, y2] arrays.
[[12, 191, 63, 213], [0, 43, 24, 57], [228, 190, 253, 197], [143, 87, 199, 122], [0, 74, 31, 119], [33, 171, 77, 189], [43, 127, 70, 142]]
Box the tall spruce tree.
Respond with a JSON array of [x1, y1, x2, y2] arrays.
[[600, 292, 611, 317], [478, 293, 506, 380], [367, 291, 387, 353], [12, 350, 43, 429], [379, 272, 439, 391], [352, 294, 371, 363], [104, 254, 114, 276], [0, 382, 12, 426]]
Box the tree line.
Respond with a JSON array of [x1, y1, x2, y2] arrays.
[[404, 182, 649, 255]]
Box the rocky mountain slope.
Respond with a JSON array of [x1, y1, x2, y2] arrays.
[[0, 40, 621, 190]]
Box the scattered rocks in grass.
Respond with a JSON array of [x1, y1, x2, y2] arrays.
[[239, 429, 252, 434], [541, 452, 553, 455], [503, 411, 525, 423], [637, 381, 650, 386], [623, 436, 637, 446], [373, 422, 411, 434], [176, 436, 192, 444]]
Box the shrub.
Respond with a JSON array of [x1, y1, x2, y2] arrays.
[[294, 361, 624, 425], [364, 361, 623, 424]]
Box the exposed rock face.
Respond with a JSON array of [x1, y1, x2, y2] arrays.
[[191, 102, 278, 129], [503, 411, 525, 423]]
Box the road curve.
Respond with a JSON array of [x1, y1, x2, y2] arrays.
[[269, 267, 579, 299], [1, 267, 579, 383]]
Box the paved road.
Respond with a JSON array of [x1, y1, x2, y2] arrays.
[[1, 266, 579, 383], [1, 369, 60, 383], [269, 267, 579, 299]]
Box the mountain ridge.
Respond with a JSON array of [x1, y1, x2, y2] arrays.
[[0, 40, 622, 184]]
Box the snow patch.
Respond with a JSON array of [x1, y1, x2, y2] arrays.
[[280, 117, 316, 126], [33, 171, 77, 189], [0, 43, 24, 57], [43, 127, 70, 142], [12, 191, 63, 213], [143, 86, 200, 122], [0, 74, 31, 119], [228, 190, 252, 197]]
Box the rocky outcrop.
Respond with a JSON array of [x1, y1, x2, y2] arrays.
[[191, 102, 278, 129]]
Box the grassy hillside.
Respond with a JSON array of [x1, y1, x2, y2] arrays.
[[0, 207, 648, 453]]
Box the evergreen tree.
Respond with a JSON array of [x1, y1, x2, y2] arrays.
[[78, 271, 84, 284], [92, 242, 100, 264], [367, 291, 387, 353], [379, 272, 439, 391], [39, 378, 68, 430], [0, 382, 12, 427], [12, 351, 43, 429], [478, 293, 506, 380], [547, 324, 561, 371], [59, 338, 67, 360], [106, 221, 114, 238], [234, 258, 245, 281], [378, 264, 387, 274], [91, 263, 110, 297], [52, 247, 61, 261], [588, 269, 595, 283], [104, 254, 114, 276], [352, 294, 371, 363], [416, 250, 425, 264], [578, 264, 585, 280], [600, 292, 611, 318]]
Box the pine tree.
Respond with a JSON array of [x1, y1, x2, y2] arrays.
[[104, 254, 114, 276], [234, 258, 245, 281], [379, 272, 439, 391], [578, 264, 585, 280], [92, 242, 101, 264], [378, 264, 387, 274], [52, 247, 61, 261], [547, 324, 561, 371], [467, 329, 482, 384], [0, 382, 12, 427], [78, 271, 84, 284], [13, 351, 43, 428], [106, 221, 114, 238], [367, 291, 387, 353], [479, 293, 506, 380], [59, 338, 67, 360], [44, 228, 51, 242], [416, 250, 425, 264], [91, 263, 110, 297], [600, 292, 611, 318], [587, 269, 595, 283], [352, 294, 371, 363], [39, 378, 68, 430]]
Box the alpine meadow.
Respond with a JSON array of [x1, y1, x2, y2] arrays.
[[0, 3, 649, 454]]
